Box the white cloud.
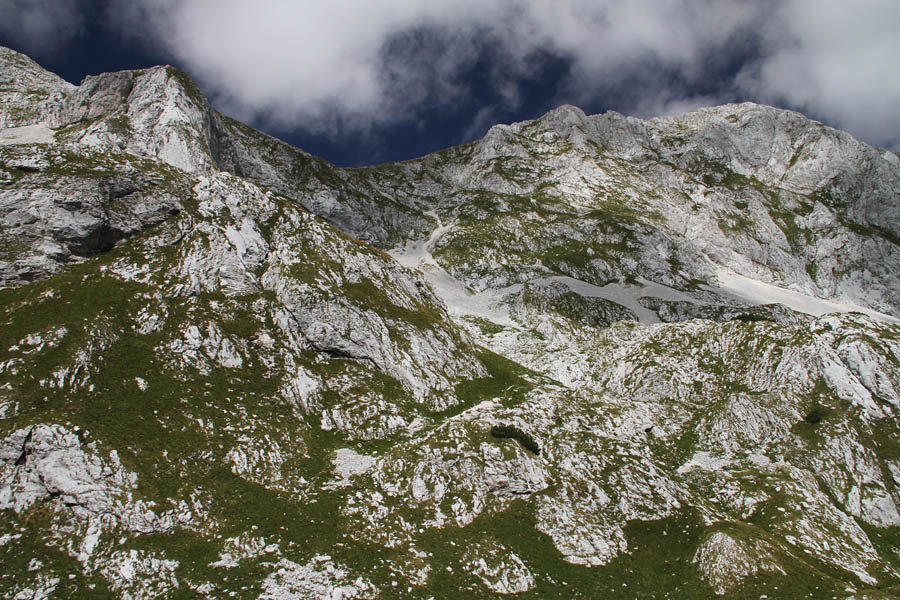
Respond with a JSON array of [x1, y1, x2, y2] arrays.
[[98, 0, 900, 150], [0, 0, 85, 57], [738, 0, 900, 150], [110, 0, 522, 135]]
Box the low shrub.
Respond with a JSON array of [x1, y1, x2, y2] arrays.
[[804, 408, 827, 424], [491, 424, 540, 455]]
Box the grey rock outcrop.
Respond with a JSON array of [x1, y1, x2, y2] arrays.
[[0, 47, 74, 128], [639, 296, 812, 326], [0, 151, 185, 284], [509, 280, 637, 329], [0, 424, 189, 534], [3, 45, 900, 599], [354, 101, 900, 317], [693, 530, 786, 595]]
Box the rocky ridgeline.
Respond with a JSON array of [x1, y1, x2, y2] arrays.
[[349, 102, 900, 317], [1, 45, 900, 599]]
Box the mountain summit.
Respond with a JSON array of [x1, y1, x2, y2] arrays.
[[1, 46, 900, 599]]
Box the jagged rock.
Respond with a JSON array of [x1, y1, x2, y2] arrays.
[[639, 296, 811, 326], [167, 171, 487, 399], [0, 47, 74, 128], [345, 404, 550, 545], [259, 557, 376, 600], [693, 530, 786, 595], [47, 71, 135, 128], [0, 145, 186, 285], [509, 280, 637, 329], [0, 424, 190, 534], [463, 539, 535, 594], [0, 424, 139, 514], [99, 550, 180, 599], [2, 46, 900, 599], [209, 114, 433, 246]]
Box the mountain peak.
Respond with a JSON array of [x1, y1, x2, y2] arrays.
[[0, 46, 72, 92], [538, 103, 588, 126], [0, 46, 74, 128], [3, 46, 900, 598]]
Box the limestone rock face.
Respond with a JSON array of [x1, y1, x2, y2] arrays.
[[639, 297, 811, 326], [0, 150, 186, 285], [0, 424, 132, 514], [463, 539, 535, 594], [47, 71, 136, 129], [0, 47, 75, 128], [0, 424, 190, 534], [2, 46, 900, 599], [693, 531, 786, 595], [509, 280, 638, 329], [352, 101, 900, 318]]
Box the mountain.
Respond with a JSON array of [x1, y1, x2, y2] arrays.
[[1, 45, 900, 599]]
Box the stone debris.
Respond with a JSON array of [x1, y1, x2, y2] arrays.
[[259, 558, 377, 600], [1, 43, 900, 599]]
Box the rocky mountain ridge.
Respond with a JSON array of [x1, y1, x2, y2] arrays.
[[1, 46, 900, 599]]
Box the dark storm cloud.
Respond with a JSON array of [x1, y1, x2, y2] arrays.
[[6, 0, 899, 151], [0, 0, 86, 57], [100, 1, 764, 136]]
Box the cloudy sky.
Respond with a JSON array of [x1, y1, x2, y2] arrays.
[[1, 0, 898, 166]]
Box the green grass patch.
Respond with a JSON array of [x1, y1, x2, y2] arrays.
[[452, 348, 538, 412], [165, 66, 207, 107], [806, 262, 818, 280], [541, 240, 597, 271], [415, 503, 718, 599], [840, 217, 900, 247], [0, 505, 116, 598], [461, 315, 505, 336], [342, 277, 444, 331], [696, 159, 766, 192]]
